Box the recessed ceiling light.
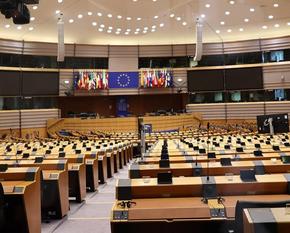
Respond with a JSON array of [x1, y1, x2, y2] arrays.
[[268, 15, 274, 19], [153, 0, 157, 2], [5, 24, 10, 28], [154, 15, 159, 19], [28, 27, 34, 31], [30, 17, 35, 21], [151, 29, 156, 32], [250, 8, 255, 12], [159, 23, 164, 27], [134, 31, 139, 34], [117, 15, 122, 19], [107, 14, 112, 18], [216, 30, 220, 34], [239, 28, 244, 31], [55, 10, 60, 14], [225, 11, 230, 15], [126, 17, 132, 20], [137, 17, 142, 21], [58, 0, 63, 3], [182, 22, 187, 26], [136, 28, 140, 31], [170, 13, 175, 18], [227, 29, 232, 32], [17, 26, 22, 30], [107, 30, 112, 33], [88, 12, 92, 16], [98, 28, 103, 32], [229, 1, 235, 4], [92, 22, 97, 26], [274, 24, 280, 28], [133, 0, 138, 2], [78, 14, 83, 19], [108, 26, 113, 30], [176, 17, 181, 21], [126, 29, 131, 32], [262, 25, 268, 29], [125, 31, 129, 35], [244, 18, 249, 22], [144, 27, 148, 30], [116, 31, 120, 34], [205, 4, 210, 8], [117, 28, 121, 31], [201, 14, 206, 18], [143, 31, 147, 34], [273, 3, 279, 7], [69, 19, 74, 23], [97, 12, 102, 17], [288, 22, 290, 26], [152, 25, 156, 29], [220, 21, 225, 25], [100, 24, 105, 28], [32, 5, 38, 10]]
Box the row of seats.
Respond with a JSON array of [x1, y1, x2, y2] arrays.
[[0, 138, 134, 233]]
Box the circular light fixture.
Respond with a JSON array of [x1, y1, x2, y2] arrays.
[[32, 5, 38, 10], [273, 3, 279, 7], [182, 22, 187, 26], [117, 15, 122, 19], [216, 30, 220, 33], [69, 19, 74, 23], [170, 13, 175, 18], [205, 4, 210, 8], [78, 14, 83, 19], [225, 11, 230, 15], [92, 22, 97, 26], [107, 14, 112, 18], [229, 1, 235, 4], [274, 24, 280, 28], [220, 21, 225, 25], [268, 15, 274, 19], [97, 12, 102, 16], [28, 27, 34, 31], [239, 28, 244, 31], [244, 18, 249, 22], [262, 25, 268, 29], [250, 8, 255, 12], [227, 29, 232, 32], [88, 12, 92, 16]]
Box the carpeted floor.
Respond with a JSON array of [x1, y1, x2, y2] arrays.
[[42, 165, 129, 233]]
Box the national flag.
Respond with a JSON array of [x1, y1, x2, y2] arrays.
[[109, 72, 139, 88]]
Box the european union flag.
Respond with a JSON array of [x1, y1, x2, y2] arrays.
[[109, 72, 139, 88]]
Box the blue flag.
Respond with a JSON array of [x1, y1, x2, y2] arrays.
[[109, 72, 139, 88]]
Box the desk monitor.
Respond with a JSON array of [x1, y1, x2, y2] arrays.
[[224, 145, 231, 150], [34, 157, 44, 163], [202, 183, 217, 200], [220, 158, 232, 166], [188, 143, 193, 148], [272, 145, 280, 151], [59, 148, 64, 152], [281, 156, 290, 164], [240, 169, 256, 182], [193, 146, 199, 151], [75, 149, 81, 154], [161, 153, 169, 160], [240, 142, 246, 146], [254, 144, 261, 149], [253, 150, 263, 156], [208, 152, 216, 159], [284, 142, 290, 147], [22, 153, 30, 158], [0, 164, 8, 172], [199, 148, 206, 154], [72, 145, 77, 149], [236, 147, 244, 153], [159, 159, 170, 168], [157, 172, 172, 184], [16, 150, 22, 155], [32, 148, 37, 152], [96, 146, 101, 149], [45, 150, 51, 155], [266, 141, 271, 145], [86, 147, 91, 151], [247, 139, 252, 142], [59, 152, 66, 158]]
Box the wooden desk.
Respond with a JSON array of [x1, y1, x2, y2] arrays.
[[116, 174, 290, 200], [243, 207, 290, 233], [0, 167, 41, 233], [130, 160, 290, 178], [0, 159, 69, 219], [111, 195, 290, 233]]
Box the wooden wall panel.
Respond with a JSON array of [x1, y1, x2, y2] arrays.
[[172, 45, 187, 57], [226, 102, 264, 119], [260, 36, 290, 51], [0, 39, 23, 54], [0, 110, 20, 129], [75, 44, 109, 57], [109, 46, 138, 58], [139, 45, 172, 57], [109, 57, 138, 72], [223, 40, 261, 54], [263, 64, 290, 89], [265, 101, 290, 115], [186, 103, 226, 120]]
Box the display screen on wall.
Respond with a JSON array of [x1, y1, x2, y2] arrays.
[[0, 71, 21, 96], [225, 67, 263, 90], [187, 70, 225, 92], [22, 71, 59, 96]]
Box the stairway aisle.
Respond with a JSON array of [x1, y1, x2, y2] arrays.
[[42, 165, 129, 233]]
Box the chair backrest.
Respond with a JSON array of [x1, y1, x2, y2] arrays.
[[0, 182, 5, 231], [234, 200, 290, 233]]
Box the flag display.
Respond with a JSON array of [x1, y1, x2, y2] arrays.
[[109, 72, 139, 88], [140, 69, 173, 88], [74, 70, 108, 90]]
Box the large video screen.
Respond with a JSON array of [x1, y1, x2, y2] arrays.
[[0, 71, 21, 96], [22, 71, 59, 96], [187, 69, 225, 92], [225, 67, 263, 90]]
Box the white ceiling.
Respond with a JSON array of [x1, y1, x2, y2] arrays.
[[0, 0, 290, 45]]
